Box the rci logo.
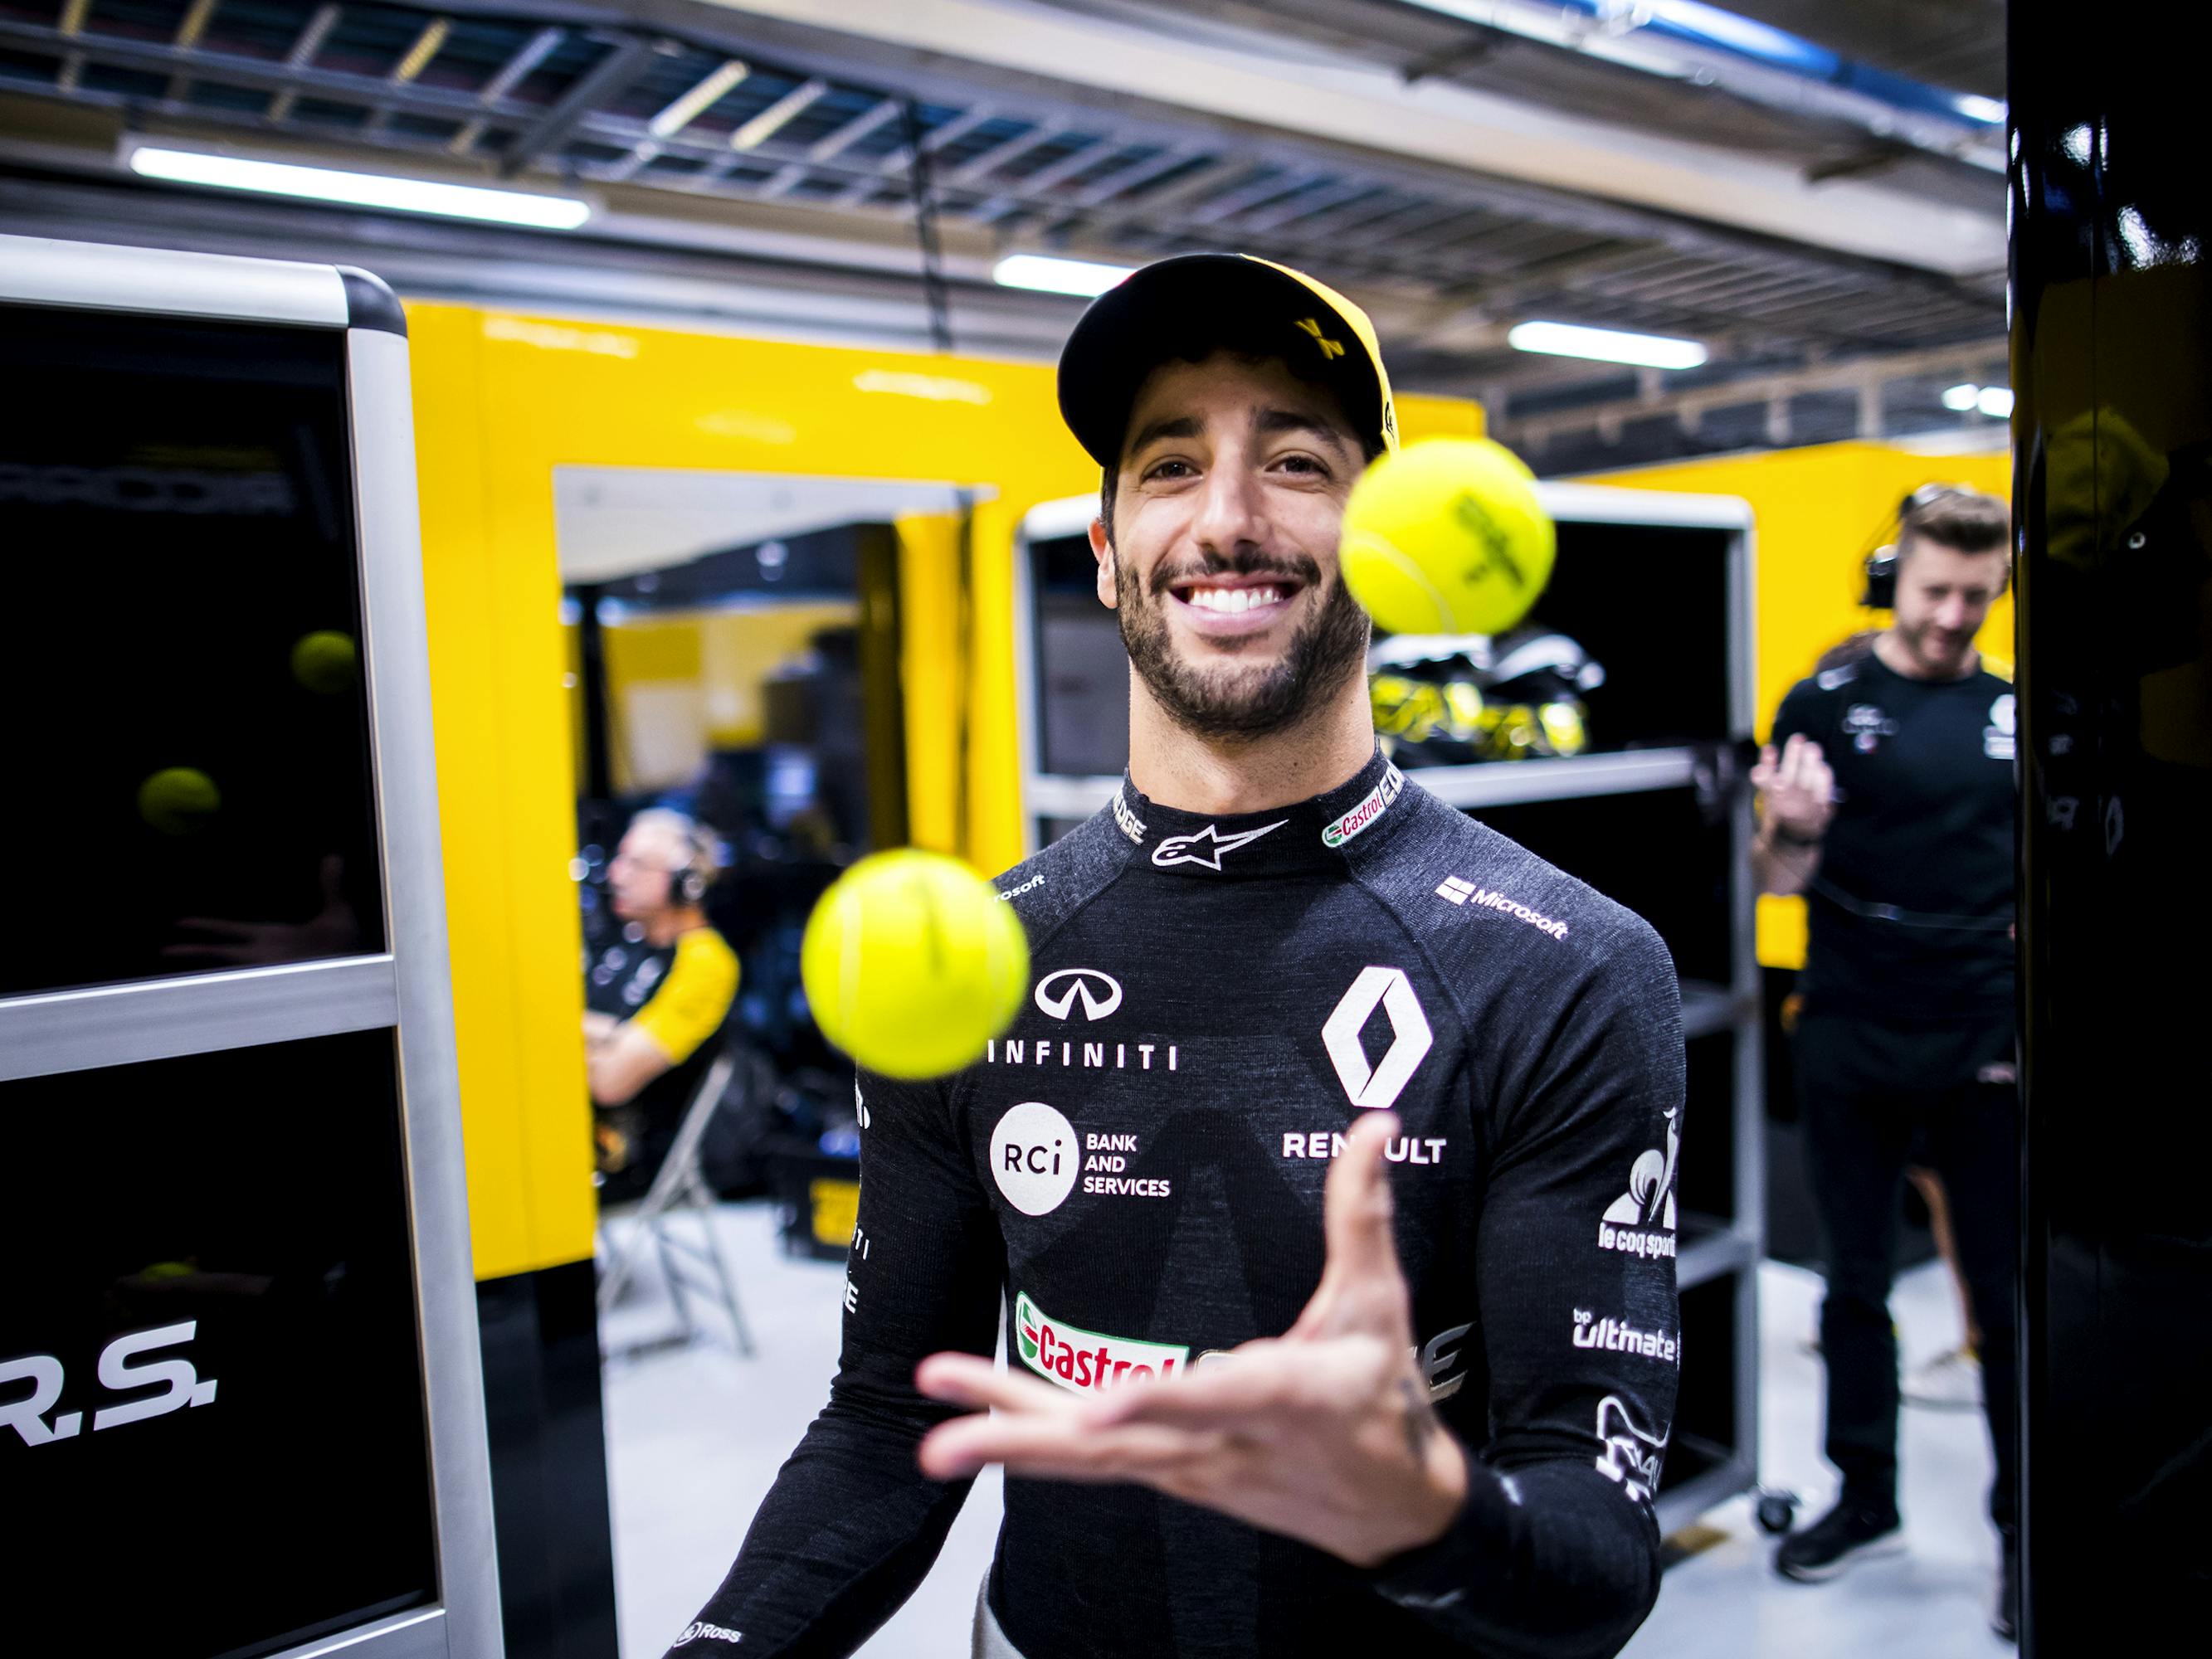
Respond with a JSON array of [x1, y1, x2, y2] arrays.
[[990, 1101, 1079, 1215]]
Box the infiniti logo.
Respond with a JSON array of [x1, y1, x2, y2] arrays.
[[1035, 968, 1124, 1022]]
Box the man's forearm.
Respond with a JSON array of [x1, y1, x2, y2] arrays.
[[1753, 824, 1821, 897], [1371, 1456, 1661, 1659]]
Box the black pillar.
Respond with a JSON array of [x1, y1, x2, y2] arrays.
[[2011, 4, 2212, 1650]]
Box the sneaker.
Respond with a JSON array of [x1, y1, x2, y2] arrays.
[[1993, 1545, 2019, 1642], [1903, 1345, 1982, 1412], [1774, 1500, 1905, 1582]]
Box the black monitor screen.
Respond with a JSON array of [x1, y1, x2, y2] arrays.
[[0, 304, 386, 997], [0, 1029, 436, 1657]]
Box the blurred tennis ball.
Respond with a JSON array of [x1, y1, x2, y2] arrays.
[[291, 630, 359, 694], [801, 849, 1030, 1081], [138, 767, 221, 836], [1339, 437, 1557, 636]]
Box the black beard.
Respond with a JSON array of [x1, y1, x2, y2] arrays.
[[1114, 545, 1372, 742]]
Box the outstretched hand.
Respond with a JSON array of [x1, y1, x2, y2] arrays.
[[914, 1112, 1467, 1569], [1749, 733, 1835, 842]]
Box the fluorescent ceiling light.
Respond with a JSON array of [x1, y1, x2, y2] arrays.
[[1508, 319, 1708, 370], [1976, 386, 2015, 418], [730, 78, 826, 151], [129, 146, 591, 230], [1649, 1, 1826, 71], [1942, 382, 1982, 411], [1954, 93, 2008, 125], [649, 59, 749, 139], [993, 254, 1133, 298]]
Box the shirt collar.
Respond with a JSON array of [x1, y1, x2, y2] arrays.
[[1110, 747, 1407, 879]]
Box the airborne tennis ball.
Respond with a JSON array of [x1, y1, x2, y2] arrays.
[[138, 767, 222, 836], [801, 849, 1030, 1081], [291, 630, 360, 695], [1339, 437, 1557, 636]]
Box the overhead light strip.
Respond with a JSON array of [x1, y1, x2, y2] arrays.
[[992, 254, 1134, 297], [650, 59, 751, 140], [1508, 319, 1708, 369], [1401, 1, 2005, 135], [129, 147, 592, 230]]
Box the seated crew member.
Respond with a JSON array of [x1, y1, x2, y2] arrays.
[[586, 809, 738, 1201], [1752, 486, 2020, 1639], [667, 256, 1684, 1659]]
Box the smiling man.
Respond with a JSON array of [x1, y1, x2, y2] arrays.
[[667, 255, 1684, 1659]]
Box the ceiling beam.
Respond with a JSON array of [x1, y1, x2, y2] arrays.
[[499, 33, 667, 178], [690, 0, 2002, 277]]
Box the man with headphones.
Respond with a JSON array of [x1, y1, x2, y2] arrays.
[[1751, 484, 2021, 1639], [585, 807, 740, 1201]]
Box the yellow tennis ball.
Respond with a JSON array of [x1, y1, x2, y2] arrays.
[[1339, 437, 1557, 635], [291, 630, 359, 694], [801, 849, 1030, 1081], [138, 767, 222, 836]]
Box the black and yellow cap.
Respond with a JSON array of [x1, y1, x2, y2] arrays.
[[1056, 252, 1399, 469]]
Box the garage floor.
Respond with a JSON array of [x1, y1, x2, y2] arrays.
[[599, 1204, 2010, 1658]]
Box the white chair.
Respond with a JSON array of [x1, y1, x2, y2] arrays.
[[597, 1040, 757, 1359]]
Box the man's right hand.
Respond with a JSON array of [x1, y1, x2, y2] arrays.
[[1751, 733, 1835, 844]]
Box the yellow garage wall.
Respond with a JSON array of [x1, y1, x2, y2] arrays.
[[1580, 440, 2013, 971], [406, 294, 1488, 1280], [894, 512, 967, 856], [588, 601, 859, 794]]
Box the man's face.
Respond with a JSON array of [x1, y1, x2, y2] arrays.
[[607, 825, 680, 919], [1891, 538, 2007, 678], [1089, 352, 1371, 741]]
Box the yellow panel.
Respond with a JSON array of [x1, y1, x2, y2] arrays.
[[1757, 894, 1810, 975], [895, 513, 966, 855], [699, 602, 860, 747], [1398, 391, 1487, 443], [402, 298, 1484, 1277], [1581, 439, 2013, 969], [407, 305, 546, 1281]]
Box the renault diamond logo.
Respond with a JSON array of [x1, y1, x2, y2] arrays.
[[1035, 968, 1123, 1022], [1152, 820, 1287, 872], [1322, 966, 1432, 1110]]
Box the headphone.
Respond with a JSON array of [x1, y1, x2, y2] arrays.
[[672, 819, 719, 907], [631, 808, 719, 907], [1862, 483, 1983, 609]]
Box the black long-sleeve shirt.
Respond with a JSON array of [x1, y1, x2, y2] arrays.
[[670, 749, 1684, 1658]]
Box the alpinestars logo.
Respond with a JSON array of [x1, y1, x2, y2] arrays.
[[670, 1621, 743, 1647], [1113, 786, 1147, 845], [1322, 766, 1404, 849], [1599, 1107, 1678, 1260], [1323, 966, 1433, 1110], [1016, 1291, 1188, 1393], [1151, 819, 1286, 871], [1035, 968, 1123, 1022], [1595, 1395, 1668, 1504]]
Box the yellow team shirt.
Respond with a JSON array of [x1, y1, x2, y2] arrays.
[[631, 927, 739, 1064]]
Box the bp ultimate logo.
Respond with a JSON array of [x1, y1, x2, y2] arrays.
[[1015, 1291, 1188, 1394]]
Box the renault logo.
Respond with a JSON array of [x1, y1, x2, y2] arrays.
[[1035, 968, 1124, 1022], [1322, 966, 1432, 1109]]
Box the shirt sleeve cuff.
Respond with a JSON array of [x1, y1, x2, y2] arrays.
[[1367, 1454, 1517, 1613]]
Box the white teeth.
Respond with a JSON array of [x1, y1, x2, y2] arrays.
[[1186, 586, 1282, 613]]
